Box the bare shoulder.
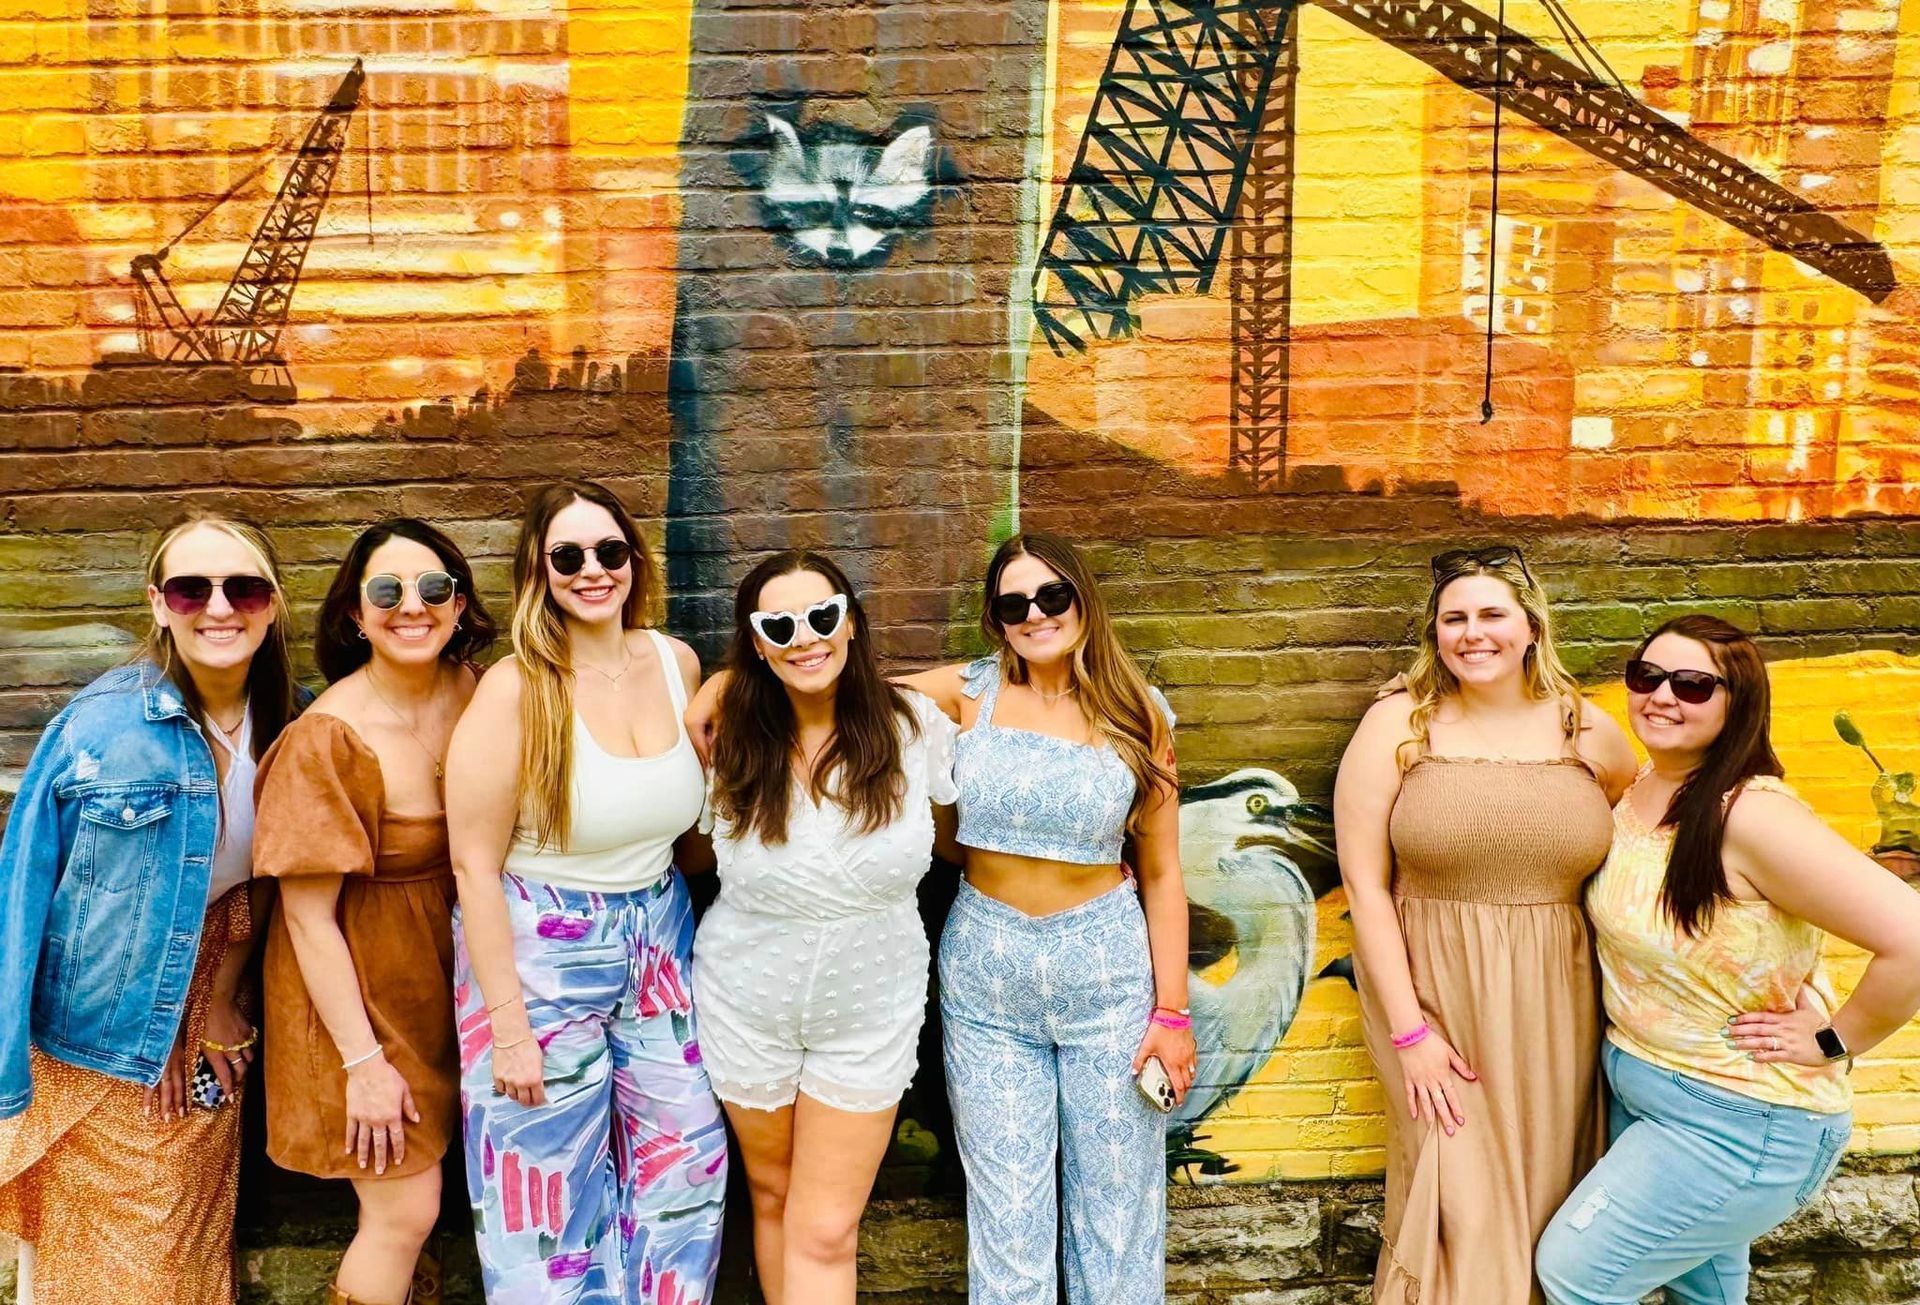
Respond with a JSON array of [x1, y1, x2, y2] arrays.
[[658, 632, 703, 691], [896, 662, 969, 720], [471, 654, 525, 708], [1342, 691, 1416, 766], [1724, 782, 1816, 841]]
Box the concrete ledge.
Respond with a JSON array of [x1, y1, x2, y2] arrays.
[[2, 1157, 1915, 1303]]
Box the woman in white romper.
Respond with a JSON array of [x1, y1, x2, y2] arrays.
[[688, 550, 958, 1305]]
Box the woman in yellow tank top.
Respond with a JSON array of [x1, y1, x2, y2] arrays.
[[1537, 615, 1920, 1305]]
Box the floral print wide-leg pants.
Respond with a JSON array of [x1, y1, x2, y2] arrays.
[[455, 870, 727, 1305]]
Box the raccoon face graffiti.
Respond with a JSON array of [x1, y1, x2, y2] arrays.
[[758, 113, 936, 267]]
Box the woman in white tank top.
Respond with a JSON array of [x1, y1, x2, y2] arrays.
[[445, 481, 727, 1305]]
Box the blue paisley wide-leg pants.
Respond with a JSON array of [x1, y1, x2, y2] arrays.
[[939, 880, 1167, 1305]]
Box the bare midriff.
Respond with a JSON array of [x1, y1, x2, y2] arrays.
[[963, 847, 1124, 917]]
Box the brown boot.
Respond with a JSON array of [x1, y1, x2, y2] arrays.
[[409, 1234, 444, 1305]]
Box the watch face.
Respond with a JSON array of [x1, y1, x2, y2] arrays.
[[1814, 1026, 1848, 1061]]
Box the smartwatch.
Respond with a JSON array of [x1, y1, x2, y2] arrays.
[[1813, 1025, 1851, 1066]]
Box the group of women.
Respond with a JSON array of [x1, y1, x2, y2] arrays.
[[0, 481, 1914, 1305], [0, 482, 1189, 1305]]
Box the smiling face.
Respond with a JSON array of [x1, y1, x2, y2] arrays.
[[1433, 573, 1534, 689], [543, 498, 632, 627], [994, 552, 1082, 669], [146, 523, 278, 678], [751, 567, 851, 697], [1628, 632, 1729, 761], [357, 536, 466, 671]]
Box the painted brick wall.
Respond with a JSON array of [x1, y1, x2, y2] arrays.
[[4, 0, 1920, 1202]]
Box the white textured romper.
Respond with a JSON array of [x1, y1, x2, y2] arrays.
[[691, 689, 958, 1113]]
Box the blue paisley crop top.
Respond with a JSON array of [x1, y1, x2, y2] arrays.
[[952, 655, 1175, 865]]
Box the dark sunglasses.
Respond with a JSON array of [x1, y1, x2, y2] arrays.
[[991, 579, 1077, 627], [547, 538, 633, 577], [1431, 544, 1533, 587], [362, 570, 457, 611], [749, 594, 848, 648], [160, 574, 275, 616], [1624, 658, 1726, 705]]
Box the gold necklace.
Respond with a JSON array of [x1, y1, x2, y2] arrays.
[[576, 642, 635, 686], [1030, 680, 1077, 707], [366, 666, 446, 782]]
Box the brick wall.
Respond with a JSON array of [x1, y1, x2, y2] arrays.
[[4, 0, 1920, 1240]]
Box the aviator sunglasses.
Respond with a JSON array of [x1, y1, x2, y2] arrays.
[[362, 570, 457, 610], [1431, 544, 1534, 588], [1624, 658, 1726, 705], [547, 538, 634, 577], [750, 594, 849, 648], [991, 579, 1077, 627], [160, 574, 275, 616]]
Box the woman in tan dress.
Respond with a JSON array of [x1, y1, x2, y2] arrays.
[[1334, 546, 1637, 1304], [0, 514, 301, 1305], [254, 519, 495, 1305]]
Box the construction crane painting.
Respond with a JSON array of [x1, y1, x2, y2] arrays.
[[130, 60, 366, 400], [1032, 0, 1899, 489]]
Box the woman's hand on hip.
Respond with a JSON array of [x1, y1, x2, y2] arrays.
[[1133, 1021, 1198, 1105], [1396, 1029, 1476, 1136], [1729, 987, 1832, 1067], [344, 1051, 419, 1176]]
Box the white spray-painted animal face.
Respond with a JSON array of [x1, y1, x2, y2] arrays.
[[760, 114, 935, 266]]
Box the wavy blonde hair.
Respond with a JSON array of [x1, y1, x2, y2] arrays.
[[1399, 552, 1579, 764], [510, 481, 660, 850], [980, 532, 1175, 835], [136, 512, 298, 761]]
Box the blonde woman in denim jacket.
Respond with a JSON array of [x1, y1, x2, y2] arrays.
[[0, 515, 301, 1305]]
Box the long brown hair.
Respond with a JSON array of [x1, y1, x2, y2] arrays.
[[1399, 551, 1580, 763], [136, 512, 298, 761], [710, 551, 916, 844], [510, 481, 660, 850], [980, 532, 1174, 833], [1639, 615, 1782, 936]]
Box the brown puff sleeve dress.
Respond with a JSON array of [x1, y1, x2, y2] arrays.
[[253, 712, 459, 1179]]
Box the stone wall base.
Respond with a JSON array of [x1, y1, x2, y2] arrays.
[[0, 1157, 1913, 1302]]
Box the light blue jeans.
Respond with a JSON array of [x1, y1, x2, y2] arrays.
[[939, 880, 1166, 1305], [1536, 1040, 1851, 1304]]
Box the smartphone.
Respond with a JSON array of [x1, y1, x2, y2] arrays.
[[188, 1052, 228, 1110], [1135, 1055, 1176, 1114]]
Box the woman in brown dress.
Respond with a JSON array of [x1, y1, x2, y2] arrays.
[[1334, 546, 1637, 1304], [254, 520, 495, 1305]]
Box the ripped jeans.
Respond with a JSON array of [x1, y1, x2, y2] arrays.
[[1536, 1041, 1851, 1305]]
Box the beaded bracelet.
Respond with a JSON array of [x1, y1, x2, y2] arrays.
[[202, 1030, 258, 1054], [1391, 1022, 1431, 1050]]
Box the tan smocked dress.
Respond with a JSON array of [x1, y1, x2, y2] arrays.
[[1357, 747, 1614, 1305]]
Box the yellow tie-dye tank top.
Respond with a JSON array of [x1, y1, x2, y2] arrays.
[[1587, 772, 1852, 1115]]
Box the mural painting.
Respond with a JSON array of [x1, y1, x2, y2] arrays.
[[2, 0, 1920, 1203]]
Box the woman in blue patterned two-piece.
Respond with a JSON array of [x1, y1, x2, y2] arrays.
[[902, 531, 1193, 1305]]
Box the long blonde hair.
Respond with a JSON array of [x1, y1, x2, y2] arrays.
[[980, 532, 1175, 834], [136, 512, 299, 761], [510, 481, 660, 850], [1400, 551, 1579, 762]]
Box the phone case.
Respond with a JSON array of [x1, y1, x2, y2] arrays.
[[189, 1053, 228, 1110], [1135, 1055, 1176, 1114]]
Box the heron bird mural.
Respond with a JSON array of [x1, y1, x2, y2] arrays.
[[1172, 768, 1339, 1178]]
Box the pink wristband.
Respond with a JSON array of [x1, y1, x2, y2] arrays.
[[1150, 1010, 1192, 1031], [1391, 1022, 1431, 1050]]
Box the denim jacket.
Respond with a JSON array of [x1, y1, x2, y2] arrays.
[[0, 661, 227, 1118]]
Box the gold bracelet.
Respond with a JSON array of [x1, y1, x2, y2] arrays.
[[486, 996, 520, 1015], [493, 1034, 530, 1052], [201, 1030, 258, 1053]]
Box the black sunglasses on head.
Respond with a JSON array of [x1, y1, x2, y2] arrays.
[[160, 574, 275, 616], [991, 579, 1077, 627], [547, 538, 633, 577], [1432, 544, 1533, 588], [1624, 658, 1726, 705]]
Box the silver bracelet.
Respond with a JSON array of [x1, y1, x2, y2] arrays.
[[340, 1044, 383, 1072]]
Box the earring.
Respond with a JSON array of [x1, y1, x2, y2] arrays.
[[454, 620, 463, 632], [355, 626, 367, 641]]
